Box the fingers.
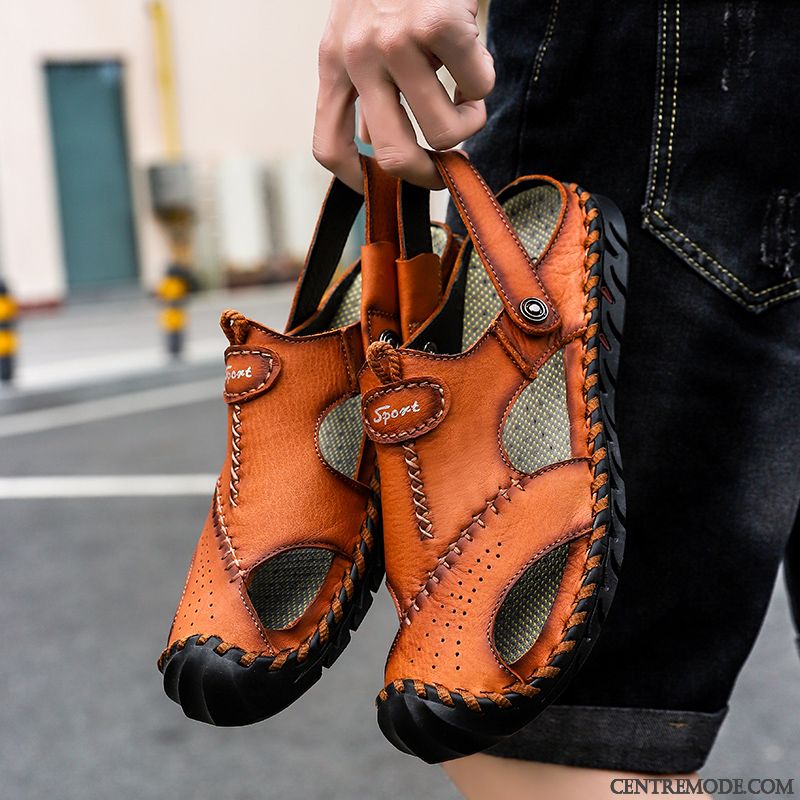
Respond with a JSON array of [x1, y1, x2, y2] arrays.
[[385, 45, 486, 150], [353, 74, 443, 189], [357, 104, 371, 145], [313, 47, 363, 192], [314, 0, 494, 189], [421, 19, 495, 101]]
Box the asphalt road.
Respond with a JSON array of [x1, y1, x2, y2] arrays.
[[1, 388, 798, 799]]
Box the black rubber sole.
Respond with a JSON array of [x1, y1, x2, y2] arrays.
[[159, 500, 384, 726], [376, 191, 630, 763]]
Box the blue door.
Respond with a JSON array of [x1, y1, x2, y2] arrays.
[[45, 61, 139, 289]]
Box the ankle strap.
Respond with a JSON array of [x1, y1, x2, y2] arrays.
[[430, 150, 562, 336], [287, 156, 399, 330]]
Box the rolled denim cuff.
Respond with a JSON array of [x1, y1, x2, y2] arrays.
[[486, 704, 728, 774]]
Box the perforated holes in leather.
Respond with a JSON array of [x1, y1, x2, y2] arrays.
[[410, 540, 508, 676], [176, 532, 216, 629]]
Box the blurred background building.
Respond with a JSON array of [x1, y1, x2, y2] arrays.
[[0, 0, 333, 307], [0, 4, 797, 798]]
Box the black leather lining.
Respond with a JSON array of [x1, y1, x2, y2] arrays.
[[407, 255, 467, 354], [399, 181, 432, 258], [287, 180, 364, 330]]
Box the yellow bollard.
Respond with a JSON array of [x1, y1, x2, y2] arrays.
[[0, 279, 17, 384], [157, 266, 192, 359]]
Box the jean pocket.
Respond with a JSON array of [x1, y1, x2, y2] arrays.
[[642, 0, 800, 312]]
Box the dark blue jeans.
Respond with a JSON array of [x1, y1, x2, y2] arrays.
[[458, 0, 800, 773]]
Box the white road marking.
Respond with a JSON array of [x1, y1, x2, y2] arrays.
[[0, 474, 216, 498], [0, 379, 220, 439]]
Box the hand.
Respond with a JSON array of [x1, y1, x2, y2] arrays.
[[313, 0, 495, 190]]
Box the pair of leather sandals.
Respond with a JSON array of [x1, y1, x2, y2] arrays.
[[157, 150, 629, 764]]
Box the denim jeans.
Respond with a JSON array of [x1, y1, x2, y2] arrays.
[[456, 0, 800, 773]]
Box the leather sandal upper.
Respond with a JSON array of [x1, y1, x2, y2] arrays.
[[162, 157, 461, 671], [164, 159, 401, 663], [361, 151, 607, 704]]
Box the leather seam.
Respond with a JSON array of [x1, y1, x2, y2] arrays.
[[313, 392, 371, 492], [160, 482, 381, 672], [363, 381, 446, 442], [439, 157, 560, 332], [229, 404, 242, 506], [401, 441, 434, 539], [366, 309, 399, 344], [400, 458, 590, 625], [338, 331, 357, 390], [223, 349, 275, 402], [486, 527, 591, 676]]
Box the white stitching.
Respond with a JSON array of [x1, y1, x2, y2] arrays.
[[645, 1, 670, 211], [532, 0, 561, 84], [214, 481, 243, 581], [402, 442, 434, 539], [229, 404, 242, 506], [645, 219, 800, 309], [438, 157, 559, 331], [651, 209, 800, 296], [660, 0, 681, 208], [224, 349, 275, 401]]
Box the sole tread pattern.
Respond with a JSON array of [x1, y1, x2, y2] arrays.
[[159, 499, 384, 726], [376, 192, 630, 763]]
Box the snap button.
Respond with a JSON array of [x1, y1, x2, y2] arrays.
[[422, 341, 438, 354], [519, 297, 549, 324], [378, 329, 400, 347]]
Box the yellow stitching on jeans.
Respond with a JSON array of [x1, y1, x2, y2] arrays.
[[532, 0, 561, 84], [660, 0, 681, 209], [651, 209, 800, 295], [645, 1, 670, 211], [646, 1, 800, 303], [646, 219, 800, 309]]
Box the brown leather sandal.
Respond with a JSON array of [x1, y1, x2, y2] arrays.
[[157, 159, 456, 725], [361, 151, 629, 762]]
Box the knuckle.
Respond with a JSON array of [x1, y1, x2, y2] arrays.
[[374, 146, 413, 177], [342, 34, 370, 68], [426, 128, 460, 150], [477, 68, 496, 97], [312, 138, 341, 170], [378, 29, 411, 58], [317, 37, 339, 70], [415, 14, 452, 47]]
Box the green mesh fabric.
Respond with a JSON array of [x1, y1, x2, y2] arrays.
[[461, 184, 563, 350], [494, 543, 569, 663], [318, 394, 364, 478], [431, 225, 448, 258], [247, 548, 335, 630], [329, 272, 363, 329], [329, 225, 445, 330], [502, 349, 572, 473]]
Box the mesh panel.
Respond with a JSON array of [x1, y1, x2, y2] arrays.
[[494, 543, 569, 663], [329, 225, 444, 330], [461, 184, 563, 350], [329, 272, 362, 329], [502, 349, 572, 473], [318, 394, 364, 478], [248, 548, 334, 630], [431, 225, 449, 258]]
